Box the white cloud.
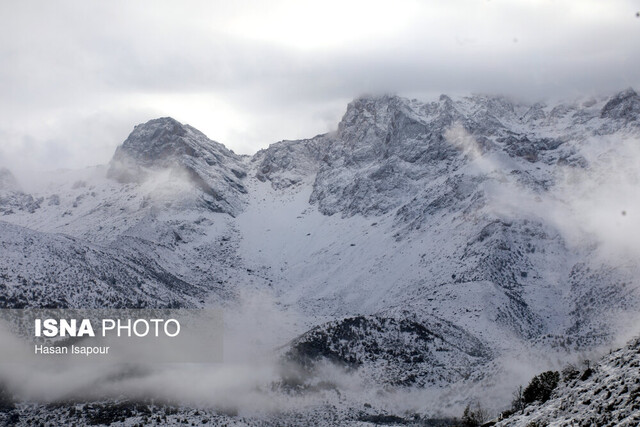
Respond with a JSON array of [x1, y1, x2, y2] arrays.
[[0, 0, 638, 170]]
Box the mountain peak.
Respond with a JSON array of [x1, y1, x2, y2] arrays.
[[117, 117, 200, 163], [616, 87, 637, 97], [107, 117, 248, 215], [344, 94, 407, 115], [439, 94, 453, 103], [338, 94, 408, 134], [130, 116, 196, 143], [352, 93, 402, 104], [601, 87, 640, 120], [136, 116, 182, 126], [108, 117, 241, 172]]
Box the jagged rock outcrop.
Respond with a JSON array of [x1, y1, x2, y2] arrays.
[[306, 94, 569, 217], [108, 117, 248, 216], [310, 95, 465, 216], [252, 133, 332, 189]]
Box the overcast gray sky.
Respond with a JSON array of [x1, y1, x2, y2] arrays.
[[0, 0, 638, 171]]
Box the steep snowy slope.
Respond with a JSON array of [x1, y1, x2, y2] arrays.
[[0, 221, 202, 308]]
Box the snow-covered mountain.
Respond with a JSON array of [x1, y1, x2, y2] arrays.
[[1, 88, 639, 423], [108, 117, 248, 216]]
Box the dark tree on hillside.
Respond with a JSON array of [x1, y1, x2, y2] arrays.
[[523, 371, 560, 404]]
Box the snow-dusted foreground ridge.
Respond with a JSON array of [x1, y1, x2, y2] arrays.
[[1, 88, 640, 423], [496, 337, 640, 426]]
